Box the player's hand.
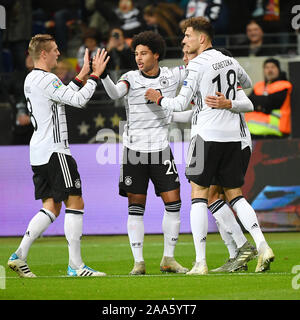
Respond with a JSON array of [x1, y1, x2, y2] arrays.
[[145, 89, 162, 105], [77, 48, 90, 81], [17, 114, 31, 126], [91, 48, 110, 78], [205, 92, 232, 109]]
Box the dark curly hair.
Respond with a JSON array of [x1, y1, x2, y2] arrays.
[[131, 31, 166, 61]]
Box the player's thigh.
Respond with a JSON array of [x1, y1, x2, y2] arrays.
[[127, 193, 147, 206], [64, 195, 84, 210], [47, 153, 82, 203], [119, 147, 150, 197], [160, 188, 180, 203], [149, 146, 180, 197], [191, 181, 209, 199], [185, 136, 221, 188]]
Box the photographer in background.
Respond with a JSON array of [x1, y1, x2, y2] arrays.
[[106, 27, 136, 72]]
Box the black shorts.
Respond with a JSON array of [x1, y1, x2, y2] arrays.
[[119, 146, 180, 197], [32, 152, 82, 203], [185, 135, 244, 188], [211, 145, 251, 186]]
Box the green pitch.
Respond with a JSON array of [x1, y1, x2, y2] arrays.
[[0, 232, 299, 300]]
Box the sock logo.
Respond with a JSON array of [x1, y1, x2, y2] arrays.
[[251, 223, 259, 229], [131, 242, 142, 248], [171, 237, 178, 242], [200, 237, 206, 242], [25, 231, 30, 237]]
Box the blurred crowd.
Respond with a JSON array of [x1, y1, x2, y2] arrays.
[[0, 0, 298, 144], [0, 0, 299, 73]]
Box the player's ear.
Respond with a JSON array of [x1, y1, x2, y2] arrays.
[[154, 52, 159, 61]]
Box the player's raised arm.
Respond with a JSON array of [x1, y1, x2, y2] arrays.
[[46, 49, 110, 108], [100, 74, 129, 100]]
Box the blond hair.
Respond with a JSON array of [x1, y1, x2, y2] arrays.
[[28, 34, 55, 61]]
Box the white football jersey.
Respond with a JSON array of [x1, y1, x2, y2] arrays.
[[24, 69, 98, 165], [161, 48, 252, 142], [118, 66, 186, 152]]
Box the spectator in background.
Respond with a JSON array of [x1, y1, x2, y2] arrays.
[[3, 0, 32, 72], [251, 0, 298, 55], [114, 0, 143, 38], [245, 58, 292, 139], [76, 28, 100, 72], [143, 3, 184, 48], [106, 27, 136, 72], [180, 0, 229, 35], [31, 1, 81, 55], [232, 20, 277, 57], [83, 0, 112, 41], [53, 59, 76, 85]]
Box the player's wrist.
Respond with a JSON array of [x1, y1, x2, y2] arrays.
[[89, 74, 100, 83]]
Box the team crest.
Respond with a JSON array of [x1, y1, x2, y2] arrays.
[[159, 76, 169, 88], [74, 179, 81, 189], [52, 78, 63, 89], [125, 176, 132, 186]]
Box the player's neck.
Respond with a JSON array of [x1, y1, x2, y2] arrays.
[[142, 65, 160, 77], [197, 43, 213, 55], [34, 61, 51, 72]]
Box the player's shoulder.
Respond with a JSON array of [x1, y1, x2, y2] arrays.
[[119, 70, 137, 83]]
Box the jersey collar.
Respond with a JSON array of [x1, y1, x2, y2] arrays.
[[33, 67, 49, 72], [141, 68, 161, 79]]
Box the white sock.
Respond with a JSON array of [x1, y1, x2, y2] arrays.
[[190, 199, 208, 263], [162, 202, 181, 257], [231, 196, 266, 249], [215, 220, 237, 259], [127, 204, 145, 262], [15, 209, 56, 261], [209, 200, 247, 248], [64, 209, 84, 270]]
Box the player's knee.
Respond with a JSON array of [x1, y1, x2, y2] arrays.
[[164, 200, 181, 213]]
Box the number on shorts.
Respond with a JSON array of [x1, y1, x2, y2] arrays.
[[164, 159, 178, 175]]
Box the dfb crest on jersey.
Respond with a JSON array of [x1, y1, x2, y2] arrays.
[[52, 78, 63, 89], [159, 76, 169, 88], [75, 179, 81, 189], [125, 176, 132, 186]]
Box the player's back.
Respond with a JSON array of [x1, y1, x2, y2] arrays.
[[189, 49, 242, 142], [24, 69, 70, 166]]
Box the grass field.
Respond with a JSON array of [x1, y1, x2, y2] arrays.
[[0, 232, 300, 300]]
